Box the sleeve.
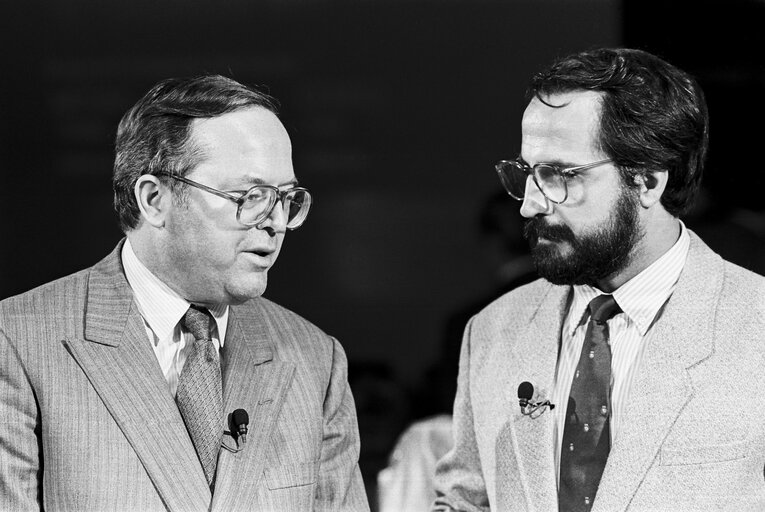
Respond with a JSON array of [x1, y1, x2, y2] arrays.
[[433, 316, 490, 512], [314, 337, 370, 512], [0, 324, 43, 510]]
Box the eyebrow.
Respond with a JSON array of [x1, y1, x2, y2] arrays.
[[518, 156, 582, 168], [231, 176, 299, 189]]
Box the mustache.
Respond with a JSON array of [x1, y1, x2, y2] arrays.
[[523, 217, 576, 244]]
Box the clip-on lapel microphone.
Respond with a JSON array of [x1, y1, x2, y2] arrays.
[[518, 381, 555, 417]]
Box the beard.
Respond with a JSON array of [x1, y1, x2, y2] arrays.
[[523, 187, 643, 287]]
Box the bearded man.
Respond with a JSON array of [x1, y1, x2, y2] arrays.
[[434, 48, 765, 512]]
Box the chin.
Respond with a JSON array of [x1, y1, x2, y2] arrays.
[[225, 276, 268, 305], [546, 238, 573, 253]]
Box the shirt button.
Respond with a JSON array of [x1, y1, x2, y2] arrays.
[[583, 423, 590, 432], [575, 370, 580, 379], [569, 443, 575, 452], [589, 350, 595, 359], [584, 496, 591, 505], [601, 405, 608, 415]]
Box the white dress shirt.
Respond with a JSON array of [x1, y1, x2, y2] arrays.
[[121, 239, 229, 397], [551, 221, 691, 481]]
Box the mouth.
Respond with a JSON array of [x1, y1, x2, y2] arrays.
[[248, 247, 275, 258], [243, 247, 276, 267], [524, 218, 574, 246]]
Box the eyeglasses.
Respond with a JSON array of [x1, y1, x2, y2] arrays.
[[494, 157, 613, 204], [157, 172, 312, 229]]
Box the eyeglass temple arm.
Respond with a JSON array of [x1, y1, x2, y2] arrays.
[[156, 172, 244, 205], [565, 158, 613, 173]]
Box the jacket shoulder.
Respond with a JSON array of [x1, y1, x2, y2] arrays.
[[235, 297, 337, 360], [0, 268, 94, 356], [464, 278, 567, 351], [690, 230, 765, 313], [719, 260, 765, 319], [0, 269, 91, 324], [476, 277, 557, 322], [245, 296, 330, 338], [722, 259, 765, 291]]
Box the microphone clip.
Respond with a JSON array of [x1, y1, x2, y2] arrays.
[[221, 408, 250, 453], [519, 398, 556, 419], [517, 381, 555, 419]]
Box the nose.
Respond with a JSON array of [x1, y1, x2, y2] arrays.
[[519, 175, 552, 218], [256, 197, 288, 234]]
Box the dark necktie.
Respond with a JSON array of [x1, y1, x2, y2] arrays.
[[176, 305, 223, 487], [559, 294, 622, 512]]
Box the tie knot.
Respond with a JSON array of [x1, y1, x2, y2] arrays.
[[588, 294, 621, 324], [181, 305, 214, 341]]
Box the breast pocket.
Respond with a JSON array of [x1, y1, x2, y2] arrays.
[[264, 461, 318, 490], [659, 439, 749, 466]]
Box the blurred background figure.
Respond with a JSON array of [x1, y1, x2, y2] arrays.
[[377, 414, 452, 512]]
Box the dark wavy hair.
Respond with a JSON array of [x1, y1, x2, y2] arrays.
[[113, 75, 279, 232], [528, 48, 709, 217]]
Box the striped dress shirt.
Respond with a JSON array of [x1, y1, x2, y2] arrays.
[[551, 221, 690, 482], [121, 239, 229, 397]]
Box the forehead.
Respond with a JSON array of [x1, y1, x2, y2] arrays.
[[188, 106, 294, 185], [521, 90, 604, 163]]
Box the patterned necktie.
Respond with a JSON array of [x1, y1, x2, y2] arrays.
[[176, 305, 223, 487], [559, 294, 622, 512]]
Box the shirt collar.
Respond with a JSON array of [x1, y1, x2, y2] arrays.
[[122, 238, 229, 345], [566, 220, 690, 336]]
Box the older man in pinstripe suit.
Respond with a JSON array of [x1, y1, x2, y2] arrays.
[[0, 75, 369, 511], [435, 48, 765, 511]]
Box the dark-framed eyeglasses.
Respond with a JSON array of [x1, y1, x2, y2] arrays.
[[494, 157, 613, 204], [157, 172, 312, 230]]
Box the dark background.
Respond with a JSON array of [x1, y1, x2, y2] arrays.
[[3, 0, 764, 505]]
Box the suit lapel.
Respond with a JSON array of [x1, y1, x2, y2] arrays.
[[594, 234, 721, 511], [505, 284, 570, 511], [63, 242, 210, 512], [211, 302, 296, 512]]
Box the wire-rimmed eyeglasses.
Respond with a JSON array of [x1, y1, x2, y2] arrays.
[[494, 157, 612, 204], [157, 172, 312, 229]]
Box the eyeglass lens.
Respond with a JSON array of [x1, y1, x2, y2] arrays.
[[533, 165, 566, 203], [239, 188, 311, 228], [497, 161, 566, 203]]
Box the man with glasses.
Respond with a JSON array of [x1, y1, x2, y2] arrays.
[[434, 48, 765, 511], [0, 75, 369, 511]]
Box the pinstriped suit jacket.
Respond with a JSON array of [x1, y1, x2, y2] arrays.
[[434, 231, 765, 511], [0, 241, 370, 512]]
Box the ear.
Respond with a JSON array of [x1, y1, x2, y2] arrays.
[[134, 174, 171, 228], [634, 170, 668, 209]]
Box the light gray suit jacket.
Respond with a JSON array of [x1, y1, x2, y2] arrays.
[[434, 232, 765, 511], [0, 242, 369, 512]]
